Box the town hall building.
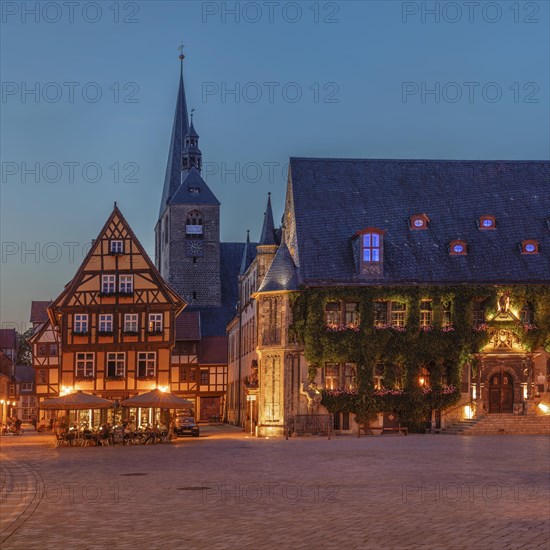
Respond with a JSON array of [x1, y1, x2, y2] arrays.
[[228, 159, 550, 436]]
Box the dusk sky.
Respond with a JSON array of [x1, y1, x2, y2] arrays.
[[1, 0, 549, 329]]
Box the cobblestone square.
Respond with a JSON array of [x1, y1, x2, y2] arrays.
[[1, 428, 549, 549]]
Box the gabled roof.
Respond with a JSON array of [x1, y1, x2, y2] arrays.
[[0, 328, 17, 349], [289, 158, 550, 284], [258, 193, 278, 246], [256, 237, 300, 293], [30, 301, 51, 324], [159, 65, 190, 219], [175, 311, 201, 341], [49, 205, 186, 323], [169, 168, 220, 206]]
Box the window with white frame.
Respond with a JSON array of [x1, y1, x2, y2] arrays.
[[420, 301, 432, 327], [344, 363, 357, 389], [391, 302, 407, 327], [74, 314, 88, 333], [124, 314, 138, 333], [110, 240, 124, 254], [137, 352, 156, 378], [324, 363, 340, 390], [75, 352, 94, 378], [98, 314, 113, 333], [101, 274, 116, 294], [119, 275, 133, 294], [148, 313, 163, 333], [106, 352, 125, 377]]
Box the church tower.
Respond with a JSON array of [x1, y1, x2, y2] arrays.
[[155, 52, 222, 307]]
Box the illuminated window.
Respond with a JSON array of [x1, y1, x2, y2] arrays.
[[521, 240, 539, 254], [479, 215, 496, 230], [200, 370, 209, 385], [344, 363, 357, 389], [345, 302, 360, 326], [325, 302, 340, 326], [391, 302, 407, 327], [148, 313, 163, 333], [443, 301, 452, 326], [420, 301, 432, 327], [75, 352, 94, 378], [324, 363, 340, 390], [137, 352, 156, 378], [449, 240, 467, 256], [363, 233, 381, 262], [410, 214, 429, 229]]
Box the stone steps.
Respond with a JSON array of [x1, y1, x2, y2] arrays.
[[443, 415, 550, 435]]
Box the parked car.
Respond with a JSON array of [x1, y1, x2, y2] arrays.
[[174, 416, 200, 437]]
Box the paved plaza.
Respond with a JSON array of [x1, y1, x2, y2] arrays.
[[1, 427, 549, 549]]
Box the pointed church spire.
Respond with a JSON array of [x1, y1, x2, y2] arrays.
[[182, 109, 202, 173], [158, 49, 190, 219], [258, 193, 277, 246], [240, 230, 256, 275]]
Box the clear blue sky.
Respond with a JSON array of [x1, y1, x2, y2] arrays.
[[1, 0, 549, 329]]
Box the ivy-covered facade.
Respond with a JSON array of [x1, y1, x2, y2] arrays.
[[234, 158, 550, 436]]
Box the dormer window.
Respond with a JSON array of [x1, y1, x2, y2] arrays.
[[189, 187, 200, 194], [479, 215, 496, 230], [449, 240, 467, 256], [110, 240, 124, 254], [410, 214, 429, 230], [355, 227, 385, 278], [521, 240, 539, 254], [363, 233, 381, 262]]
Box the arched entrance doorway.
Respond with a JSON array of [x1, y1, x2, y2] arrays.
[[488, 371, 514, 413]]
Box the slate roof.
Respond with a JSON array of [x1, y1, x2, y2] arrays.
[[257, 238, 300, 293], [15, 365, 34, 385], [259, 193, 278, 245], [30, 301, 51, 324], [289, 158, 550, 284], [239, 232, 258, 275], [175, 311, 201, 341], [198, 336, 228, 364], [169, 167, 220, 206], [0, 329, 17, 350], [159, 66, 190, 219]]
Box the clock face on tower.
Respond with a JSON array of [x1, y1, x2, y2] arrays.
[[187, 241, 203, 257]]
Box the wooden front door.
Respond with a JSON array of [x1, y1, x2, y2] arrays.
[[488, 371, 514, 413]]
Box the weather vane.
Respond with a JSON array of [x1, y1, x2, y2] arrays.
[[178, 42, 185, 61]]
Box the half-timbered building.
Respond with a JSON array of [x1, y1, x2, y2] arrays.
[[42, 205, 185, 416]]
